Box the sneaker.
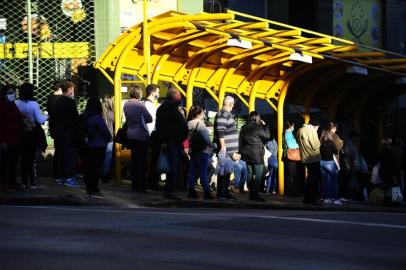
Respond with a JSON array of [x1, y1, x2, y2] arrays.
[[55, 179, 63, 186], [333, 199, 343, 206], [324, 199, 333, 204], [223, 193, 236, 200], [340, 197, 350, 202], [29, 185, 40, 190], [64, 178, 80, 188], [188, 189, 199, 199]]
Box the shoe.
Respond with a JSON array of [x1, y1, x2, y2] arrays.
[[333, 199, 342, 206], [64, 178, 80, 188], [91, 192, 105, 198], [163, 192, 182, 200], [188, 189, 199, 199], [340, 197, 349, 202], [323, 199, 333, 204], [271, 191, 277, 195], [249, 195, 266, 202], [203, 191, 214, 200], [29, 185, 40, 190], [55, 179, 63, 186], [223, 193, 236, 200]]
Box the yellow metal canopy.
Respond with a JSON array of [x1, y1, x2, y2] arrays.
[[95, 10, 406, 194]]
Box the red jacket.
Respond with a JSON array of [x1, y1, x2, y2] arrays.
[[0, 101, 22, 145]]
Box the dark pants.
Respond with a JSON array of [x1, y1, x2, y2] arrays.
[[54, 132, 77, 179], [147, 134, 161, 190], [164, 142, 182, 193], [0, 144, 19, 188], [188, 152, 210, 192], [247, 164, 264, 197], [285, 159, 305, 196], [129, 139, 149, 191], [20, 147, 41, 186], [217, 174, 231, 197], [83, 147, 106, 194], [303, 161, 321, 203]]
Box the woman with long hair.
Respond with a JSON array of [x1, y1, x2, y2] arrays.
[[239, 111, 270, 201], [81, 97, 112, 197], [320, 128, 340, 205], [16, 83, 48, 189], [186, 105, 214, 199], [101, 95, 114, 182]]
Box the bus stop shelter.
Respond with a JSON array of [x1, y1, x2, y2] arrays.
[[94, 10, 406, 195]]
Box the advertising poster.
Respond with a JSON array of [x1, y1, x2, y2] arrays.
[[333, 0, 383, 48]]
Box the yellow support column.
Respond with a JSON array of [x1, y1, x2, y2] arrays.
[[143, 0, 151, 84]]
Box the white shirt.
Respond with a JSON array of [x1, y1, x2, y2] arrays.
[[144, 99, 159, 135]]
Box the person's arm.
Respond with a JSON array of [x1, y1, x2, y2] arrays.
[[141, 104, 153, 123], [96, 115, 112, 142], [308, 130, 321, 151], [200, 123, 212, 147], [215, 112, 227, 153], [32, 102, 48, 124], [258, 124, 270, 143]]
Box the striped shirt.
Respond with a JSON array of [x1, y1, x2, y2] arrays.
[[214, 109, 239, 155]]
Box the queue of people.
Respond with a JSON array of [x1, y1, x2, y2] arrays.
[[1, 80, 404, 205]]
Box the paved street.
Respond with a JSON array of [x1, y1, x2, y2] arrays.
[[1, 206, 406, 270]]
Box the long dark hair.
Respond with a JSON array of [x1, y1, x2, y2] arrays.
[[320, 129, 334, 143], [248, 111, 261, 125], [85, 97, 103, 115]]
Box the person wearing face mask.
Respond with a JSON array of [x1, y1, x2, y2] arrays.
[[155, 87, 188, 200], [143, 84, 162, 190], [53, 81, 80, 188], [0, 84, 22, 190]]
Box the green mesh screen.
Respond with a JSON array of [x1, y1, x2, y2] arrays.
[[0, 0, 95, 111]]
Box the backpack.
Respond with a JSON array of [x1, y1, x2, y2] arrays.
[[189, 122, 207, 153]]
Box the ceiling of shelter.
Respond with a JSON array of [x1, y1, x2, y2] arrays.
[[95, 10, 406, 115]]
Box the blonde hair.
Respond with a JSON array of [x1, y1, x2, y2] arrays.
[[102, 95, 114, 121]]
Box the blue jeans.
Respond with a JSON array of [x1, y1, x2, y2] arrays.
[[187, 152, 210, 192], [234, 160, 247, 189], [266, 156, 278, 192], [165, 142, 182, 193], [103, 141, 113, 175], [320, 160, 339, 200]]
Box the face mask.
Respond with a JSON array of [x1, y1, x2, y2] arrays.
[[70, 92, 75, 99], [6, 93, 16, 102], [155, 93, 160, 99]]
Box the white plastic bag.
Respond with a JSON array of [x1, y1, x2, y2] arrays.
[[391, 186, 403, 203]]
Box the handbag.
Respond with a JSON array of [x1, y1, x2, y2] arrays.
[[115, 122, 128, 146], [156, 150, 170, 173], [287, 148, 301, 161]]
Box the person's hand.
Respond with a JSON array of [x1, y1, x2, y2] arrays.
[[260, 120, 266, 125], [161, 143, 167, 151], [232, 153, 241, 161]]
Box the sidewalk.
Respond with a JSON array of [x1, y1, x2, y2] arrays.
[[1, 176, 405, 213]]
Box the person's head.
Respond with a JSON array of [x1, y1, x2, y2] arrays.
[[52, 80, 62, 93], [308, 118, 320, 131], [18, 82, 35, 101], [85, 97, 103, 115], [60, 81, 75, 98], [222, 95, 235, 112], [102, 95, 114, 111], [167, 87, 182, 105], [1, 84, 17, 103], [187, 105, 205, 121], [285, 121, 294, 131], [128, 85, 143, 100], [248, 111, 261, 125], [146, 84, 160, 101], [320, 129, 334, 143], [325, 121, 337, 133]]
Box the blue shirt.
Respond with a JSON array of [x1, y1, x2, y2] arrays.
[[16, 100, 48, 124], [285, 130, 299, 149]]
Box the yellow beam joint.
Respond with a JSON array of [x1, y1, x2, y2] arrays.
[[265, 98, 277, 112]]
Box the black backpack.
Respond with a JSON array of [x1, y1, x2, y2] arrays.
[[189, 122, 207, 153]]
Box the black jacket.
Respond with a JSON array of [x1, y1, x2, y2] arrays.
[[156, 100, 188, 144], [239, 121, 270, 164]]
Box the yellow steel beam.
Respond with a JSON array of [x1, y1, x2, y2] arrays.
[[360, 58, 406, 65], [332, 51, 386, 59]]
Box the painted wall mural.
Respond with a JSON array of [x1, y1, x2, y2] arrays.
[[333, 0, 383, 48]]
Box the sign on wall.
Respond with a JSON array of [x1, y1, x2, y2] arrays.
[[333, 0, 383, 48], [120, 0, 177, 32]]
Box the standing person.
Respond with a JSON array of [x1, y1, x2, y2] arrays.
[[239, 111, 270, 201], [53, 80, 80, 187], [186, 106, 214, 199], [213, 95, 239, 200], [296, 119, 321, 204], [156, 87, 188, 200], [0, 84, 22, 190], [266, 130, 278, 194], [144, 84, 161, 190], [319, 128, 340, 205], [101, 95, 114, 182], [124, 86, 152, 192], [16, 83, 48, 189], [81, 97, 112, 197], [284, 121, 303, 196]]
